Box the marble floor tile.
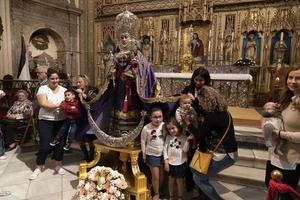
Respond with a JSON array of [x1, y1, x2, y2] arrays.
[[0, 170, 31, 187], [0, 182, 29, 200], [221, 191, 244, 200], [219, 181, 245, 192], [234, 187, 267, 200], [28, 192, 62, 200], [27, 177, 62, 199]]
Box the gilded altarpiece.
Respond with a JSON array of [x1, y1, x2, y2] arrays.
[[94, 0, 300, 106]]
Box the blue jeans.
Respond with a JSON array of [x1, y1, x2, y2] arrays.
[[0, 128, 5, 156], [57, 119, 77, 143], [193, 154, 235, 200]]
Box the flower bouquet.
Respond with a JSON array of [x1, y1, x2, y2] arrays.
[[76, 166, 128, 200], [233, 58, 255, 66]]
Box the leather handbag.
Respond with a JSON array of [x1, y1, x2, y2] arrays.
[[190, 112, 231, 174]]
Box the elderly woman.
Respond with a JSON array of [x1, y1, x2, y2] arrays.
[[0, 89, 32, 150], [183, 86, 238, 200], [75, 74, 98, 162]]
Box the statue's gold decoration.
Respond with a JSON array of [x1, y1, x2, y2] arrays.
[[270, 8, 296, 31], [241, 10, 265, 32], [181, 53, 194, 72], [79, 142, 149, 200]]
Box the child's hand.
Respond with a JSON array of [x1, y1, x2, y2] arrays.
[[187, 133, 194, 141], [272, 129, 280, 139], [164, 161, 169, 172]]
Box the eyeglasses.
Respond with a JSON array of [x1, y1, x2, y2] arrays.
[[36, 71, 46, 74]]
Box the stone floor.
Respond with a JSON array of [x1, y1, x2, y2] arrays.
[[0, 144, 267, 200]]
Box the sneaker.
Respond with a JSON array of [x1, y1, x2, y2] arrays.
[[55, 166, 65, 175], [63, 143, 71, 151], [29, 168, 42, 180], [0, 155, 7, 160], [50, 138, 60, 146]]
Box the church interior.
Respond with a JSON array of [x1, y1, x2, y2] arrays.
[[0, 0, 299, 199]]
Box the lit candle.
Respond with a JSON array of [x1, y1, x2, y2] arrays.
[[232, 32, 235, 39], [280, 32, 284, 42]]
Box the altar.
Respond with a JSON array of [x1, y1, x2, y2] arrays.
[[155, 72, 252, 107]]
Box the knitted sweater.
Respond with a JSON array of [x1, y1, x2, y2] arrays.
[[271, 103, 300, 166]]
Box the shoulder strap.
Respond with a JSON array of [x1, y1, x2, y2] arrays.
[[212, 111, 232, 152]]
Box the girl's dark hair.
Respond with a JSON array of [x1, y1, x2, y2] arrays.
[[47, 67, 59, 78], [166, 117, 182, 134], [149, 106, 163, 116], [190, 67, 211, 88], [280, 66, 300, 110]]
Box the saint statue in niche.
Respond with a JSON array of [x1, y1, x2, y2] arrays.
[[189, 33, 204, 61], [246, 33, 257, 61], [223, 35, 232, 63]]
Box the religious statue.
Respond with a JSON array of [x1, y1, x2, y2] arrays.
[[223, 35, 232, 64], [82, 10, 176, 147], [246, 33, 257, 61], [188, 32, 204, 61], [272, 32, 288, 64], [160, 29, 169, 65]]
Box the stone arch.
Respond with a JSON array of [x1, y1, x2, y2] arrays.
[[28, 28, 66, 73]]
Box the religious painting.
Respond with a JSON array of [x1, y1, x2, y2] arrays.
[[270, 30, 291, 65], [242, 31, 261, 65], [188, 32, 204, 62], [30, 31, 49, 50]]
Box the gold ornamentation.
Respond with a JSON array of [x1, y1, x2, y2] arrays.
[[181, 53, 194, 73], [241, 10, 265, 32], [270, 8, 296, 31]]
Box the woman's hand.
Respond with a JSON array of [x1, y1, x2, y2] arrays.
[[187, 92, 195, 101]]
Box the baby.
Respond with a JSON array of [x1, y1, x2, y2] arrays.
[[261, 102, 285, 156], [175, 94, 198, 131]]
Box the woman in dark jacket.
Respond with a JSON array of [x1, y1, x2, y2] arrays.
[[181, 67, 211, 195], [75, 74, 99, 162], [183, 86, 238, 200]]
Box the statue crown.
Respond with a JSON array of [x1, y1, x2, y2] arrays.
[[116, 10, 138, 39]]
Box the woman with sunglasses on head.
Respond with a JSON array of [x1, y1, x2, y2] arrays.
[[75, 74, 99, 162]]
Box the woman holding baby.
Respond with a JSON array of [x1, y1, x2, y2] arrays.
[[263, 66, 300, 200]]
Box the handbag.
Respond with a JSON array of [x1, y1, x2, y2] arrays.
[[189, 112, 232, 174]]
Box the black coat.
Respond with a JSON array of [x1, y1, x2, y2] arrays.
[[188, 111, 238, 153]]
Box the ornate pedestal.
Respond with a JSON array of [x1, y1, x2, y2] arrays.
[[79, 141, 149, 200]]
